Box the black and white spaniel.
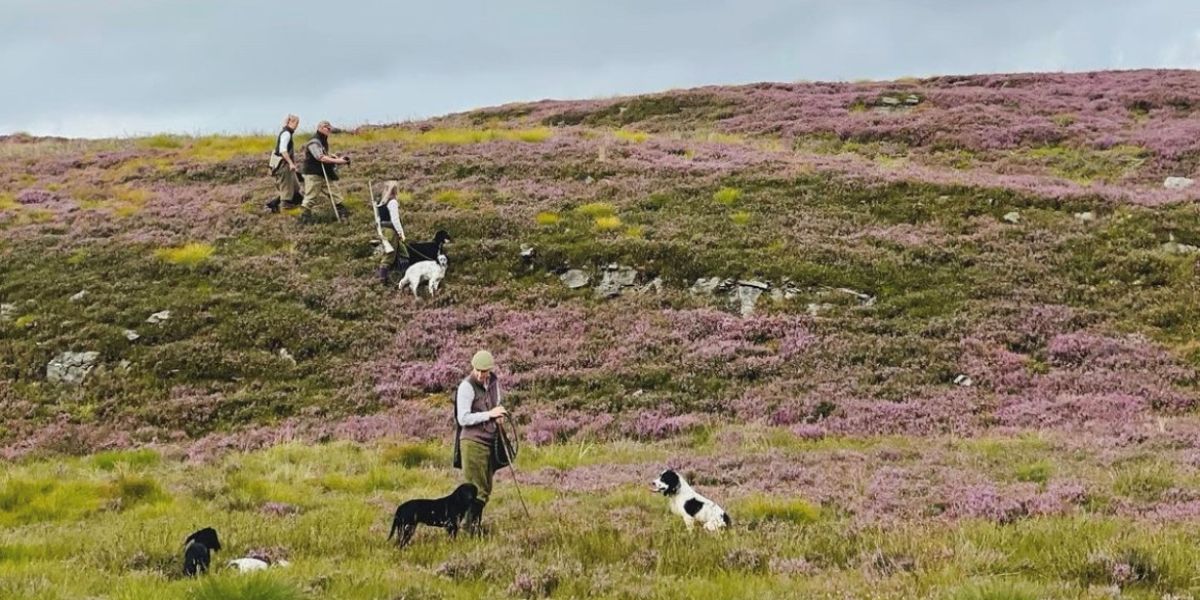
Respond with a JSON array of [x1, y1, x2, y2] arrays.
[[651, 469, 731, 532]]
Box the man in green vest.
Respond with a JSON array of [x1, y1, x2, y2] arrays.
[[300, 120, 351, 221], [454, 350, 507, 534]]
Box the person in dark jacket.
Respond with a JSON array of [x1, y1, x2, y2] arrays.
[[300, 120, 350, 220]]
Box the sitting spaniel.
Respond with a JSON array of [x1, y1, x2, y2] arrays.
[[651, 469, 730, 532], [397, 254, 448, 297]]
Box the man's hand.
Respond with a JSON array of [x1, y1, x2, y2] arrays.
[[341, 156, 351, 166], [289, 163, 297, 172], [488, 406, 507, 421]]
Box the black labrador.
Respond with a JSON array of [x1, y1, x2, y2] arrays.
[[182, 527, 222, 576], [405, 230, 451, 264], [387, 483, 477, 547]]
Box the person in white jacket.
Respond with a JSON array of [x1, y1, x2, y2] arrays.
[[374, 180, 410, 285]]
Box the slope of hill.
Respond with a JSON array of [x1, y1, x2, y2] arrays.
[[2, 69, 1200, 599]]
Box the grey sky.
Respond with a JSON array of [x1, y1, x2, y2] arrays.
[[4, 0, 1200, 138]]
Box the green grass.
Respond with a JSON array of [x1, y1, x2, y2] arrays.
[[155, 242, 215, 266], [0, 438, 1199, 598], [712, 186, 742, 205]]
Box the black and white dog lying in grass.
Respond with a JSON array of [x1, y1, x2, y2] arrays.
[[182, 527, 222, 576], [388, 483, 478, 547], [652, 469, 731, 532]]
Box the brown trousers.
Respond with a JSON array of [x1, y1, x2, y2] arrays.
[[272, 163, 300, 201]]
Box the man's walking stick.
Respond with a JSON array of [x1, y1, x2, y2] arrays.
[[319, 163, 343, 223], [497, 419, 532, 520]]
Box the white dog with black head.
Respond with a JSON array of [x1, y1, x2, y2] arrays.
[[651, 469, 730, 532], [398, 254, 448, 297]]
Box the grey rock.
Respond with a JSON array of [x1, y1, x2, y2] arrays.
[[584, 175, 595, 185], [560, 270, 590, 289], [1164, 176, 1195, 190], [146, 310, 171, 324], [831, 287, 876, 306], [123, 329, 140, 341], [595, 265, 639, 298], [1002, 211, 1021, 224], [638, 277, 664, 294], [738, 279, 770, 290], [806, 302, 834, 317], [0, 303, 14, 321], [880, 96, 901, 106], [735, 283, 765, 316], [690, 277, 724, 295], [279, 348, 297, 366], [47, 351, 100, 385], [904, 95, 921, 105], [69, 290, 88, 302], [1161, 234, 1200, 255], [1074, 211, 1096, 222]]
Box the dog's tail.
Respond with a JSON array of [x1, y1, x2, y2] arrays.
[[387, 513, 399, 541]]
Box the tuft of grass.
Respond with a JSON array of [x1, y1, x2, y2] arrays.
[[187, 134, 276, 162], [0, 478, 105, 526], [344, 126, 552, 148], [1013, 460, 1053, 484], [138, 134, 186, 149], [574, 202, 616, 218], [432, 189, 473, 210], [942, 579, 1045, 600], [730, 211, 751, 225], [0, 193, 16, 211], [1113, 463, 1177, 503], [93, 449, 161, 471], [380, 442, 441, 468], [108, 473, 169, 510], [188, 573, 308, 600], [155, 242, 215, 266], [713, 186, 742, 205], [594, 216, 622, 231], [624, 225, 645, 239], [535, 211, 561, 226], [735, 495, 822, 525], [614, 130, 650, 143]]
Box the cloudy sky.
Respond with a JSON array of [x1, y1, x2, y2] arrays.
[[5, 0, 1200, 138]]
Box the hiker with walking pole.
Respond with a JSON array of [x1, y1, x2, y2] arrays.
[[370, 180, 411, 286], [452, 350, 514, 535], [265, 114, 302, 214], [300, 120, 350, 223]]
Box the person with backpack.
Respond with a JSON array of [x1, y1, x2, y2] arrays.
[[373, 180, 411, 285], [300, 120, 350, 221], [452, 350, 508, 535], [265, 114, 302, 213]]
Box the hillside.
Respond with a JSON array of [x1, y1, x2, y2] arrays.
[[3, 69, 1200, 599]]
